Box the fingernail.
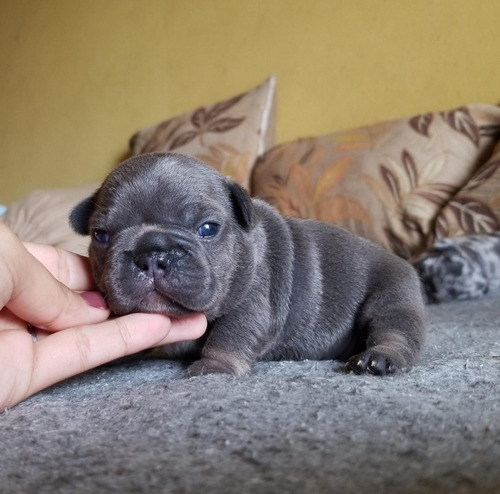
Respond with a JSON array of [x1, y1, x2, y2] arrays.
[[81, 291, 108, 309]]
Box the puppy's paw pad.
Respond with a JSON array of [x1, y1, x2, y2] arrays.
[[345, 351, 400, 376]]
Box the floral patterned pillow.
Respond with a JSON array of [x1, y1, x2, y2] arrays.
[[432, 140, 500, 239], [129, 75, 276, 190], [251, 104, 500, 259]]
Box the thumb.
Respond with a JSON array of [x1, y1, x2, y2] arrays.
[[1, 226, 109, 331]]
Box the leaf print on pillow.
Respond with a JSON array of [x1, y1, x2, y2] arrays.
[[191, 107, 246, 134], [447, 197, 500, 233], [204, 95, 244, 121], [479, 124, 500, 139], [312, 155, 352, 203], [418, 153, 446, 184], [362, 149, 458, 252], [168, 96, 246, 149], [433, 214, 450, 240], [315, 196, 370, 224], [360, 173, 395, 212], [380, 165, 401, 203], [409, 113, 434, 137], [263, 181, 310, 219], [206, 117, 246, 133], [401, 150, 418, 188], [169, 130, 199, 150], [287, 161, 315, 206], [441, 107, 480, 147], [384, 227, 412, 259], [259, 146, 368, 225], [460, 158, 500, 192], [365, 150, 449, 214], [140, 120, 183, 154], [416, 183, 457, 206], [190, 107, 209, 129]]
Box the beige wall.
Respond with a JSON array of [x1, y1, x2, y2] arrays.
[[1, 0, 500, 204]]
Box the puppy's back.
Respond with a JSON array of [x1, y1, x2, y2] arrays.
[[254, 199, 425, 363]]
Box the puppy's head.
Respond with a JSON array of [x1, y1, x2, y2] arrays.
[[71, 153, 256, 318]]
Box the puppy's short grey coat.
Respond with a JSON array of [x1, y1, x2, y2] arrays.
[[71, 153, 426, 376]]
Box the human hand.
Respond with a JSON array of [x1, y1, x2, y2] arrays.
[[0, 224, 207, 411]]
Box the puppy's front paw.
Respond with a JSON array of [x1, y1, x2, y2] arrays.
[[184, 351, 252, 377], [184, 358, 235, 377], [345, 350, 405, 376]]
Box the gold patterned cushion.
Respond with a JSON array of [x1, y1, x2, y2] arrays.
[[432, 139, 500, 239], [251, 104, 500, 259], [129, 75, 276, 189]]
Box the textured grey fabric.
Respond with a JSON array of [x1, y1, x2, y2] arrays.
[[1, 293, 499, 494]]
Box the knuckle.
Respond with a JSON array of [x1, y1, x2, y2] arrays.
[[73, 326, 92, 372], [114, 318, 134, 353]]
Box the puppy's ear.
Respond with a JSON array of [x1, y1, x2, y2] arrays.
[[226, 181, 255, 229], [69, 195, 96, 235]]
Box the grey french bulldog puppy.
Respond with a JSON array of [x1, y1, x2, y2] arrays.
[[70, 152, 426, 377]]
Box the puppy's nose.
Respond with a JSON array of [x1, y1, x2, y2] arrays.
[[134, 251, 169, 275], [132, 231, 186, 276]]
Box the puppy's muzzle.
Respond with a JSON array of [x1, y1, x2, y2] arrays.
[[131, 230, 188, 277]]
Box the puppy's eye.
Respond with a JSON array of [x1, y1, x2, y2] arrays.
[[197, 223, 220, 238], [92, 229, 110, 244]]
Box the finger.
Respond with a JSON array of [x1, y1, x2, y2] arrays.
[[23, 242, 94, 291], [0, 329, 35, 411], [156, 313, 207, 346], [0, 307, 26, 331], [27, 312, 205, 397], [0, 226, 108, 330]]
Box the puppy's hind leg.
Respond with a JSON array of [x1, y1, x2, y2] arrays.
[[345, 290, 426, 376]]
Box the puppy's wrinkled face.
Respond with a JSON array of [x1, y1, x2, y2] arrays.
[[71, 153, 255, 318]]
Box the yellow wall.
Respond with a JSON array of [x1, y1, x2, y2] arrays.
[[1, 0, 500, 204]]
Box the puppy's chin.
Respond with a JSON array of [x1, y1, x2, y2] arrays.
[[107, 290, 196, 317]]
